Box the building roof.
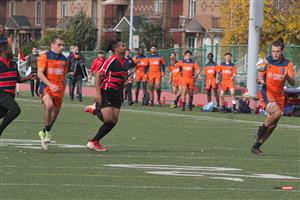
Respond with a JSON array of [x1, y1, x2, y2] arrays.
[[185, 19, 205, 33], [113, 16, 143, 32], [56, 17, 70, 30], [5, 15, 32, 30]]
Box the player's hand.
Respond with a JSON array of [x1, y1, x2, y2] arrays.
[[28, 73, 35, 80], [216, 79, 220, 84], [257, 76, 265, 85], [197, 75, 202, 80], [162, 72, 166, 77], [49, 83, 59, 92], [168, 80, 171, 84]]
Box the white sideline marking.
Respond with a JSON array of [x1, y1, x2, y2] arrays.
[[106, 164, 300, 183], [17, 98, 300, 129], [1, 183, 299, 192]]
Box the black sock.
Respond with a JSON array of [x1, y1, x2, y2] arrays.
[[182, 102, 186, 107], [188, 102, 192, 108], [174, 100, 177, 105], [233, 104, 236, 110], [92, 122, 116, 141], [43, 125, 51, 133], [253, 142, 262, 149]]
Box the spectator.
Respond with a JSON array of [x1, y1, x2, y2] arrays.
[[26, 47, 40, 97]]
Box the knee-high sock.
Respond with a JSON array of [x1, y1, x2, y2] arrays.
[[92, 122, 116, 141]]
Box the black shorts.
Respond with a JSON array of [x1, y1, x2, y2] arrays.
[[99, 89, 122, 109]]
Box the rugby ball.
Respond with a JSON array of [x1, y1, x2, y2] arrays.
[[256, 58, 267, 72]]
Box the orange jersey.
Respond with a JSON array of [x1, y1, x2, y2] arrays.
[[168, 60, 181, 80], [147, 54, 165, 74], [260, 56, 294, 95], [133, 55, 148, 74], [38, 51, 68, 95], [204, 62, 218, 79], [175, 59, 200, 79], [217, 62, 236, 81], [259, 56, 294, 111]]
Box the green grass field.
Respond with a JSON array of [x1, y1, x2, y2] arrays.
[[1, 94, 300, 200]]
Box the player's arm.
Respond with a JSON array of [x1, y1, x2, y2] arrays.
[[216, 65, 221, 83], [160, 56, 166, 76], [168, 69, 172, 84], [286, 62, 295, 86], [231, 65, 236, 80], [37, 54, 59, 92]]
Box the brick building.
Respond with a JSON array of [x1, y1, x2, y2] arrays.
[[103, 0, 223, 49], [1, 0, 57, 51]]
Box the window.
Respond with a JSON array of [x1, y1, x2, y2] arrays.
[[9, 1, 15, 16], [35, 1, 42, 25], [92, 0, 97, 25], [189, 0, 196, 19], [155, 0, 162, 13], [187, 37, 196, 49], [61, 1, 67, 18]]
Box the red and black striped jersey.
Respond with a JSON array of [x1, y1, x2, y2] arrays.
[[99, 54, 126, 91], [0, 56, 19, 95]]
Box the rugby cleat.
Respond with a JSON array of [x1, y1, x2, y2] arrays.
[[251, 146, 263, 155], [38, 131, 48, 151], [44, 132, 51, 143], [86, 140, 108, 152], [170, 104, 177, 109]]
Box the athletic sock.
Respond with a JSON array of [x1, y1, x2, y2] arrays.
[[43, 125, 51, 133]]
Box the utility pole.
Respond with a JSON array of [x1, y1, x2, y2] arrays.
[[247, 0, 264, 97], [129, 0, 134, 50]]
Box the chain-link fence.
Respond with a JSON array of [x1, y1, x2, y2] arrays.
[[80, 45, 300, 92]]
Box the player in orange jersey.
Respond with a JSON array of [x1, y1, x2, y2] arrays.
[[216, 52, 237, 112], [203, 53, 219, 106], [251, 38, 295, 155], [146, 45, 165, 106], [175, 50, 200, 111], [133, 47, 148, 103], [168, 52, 182, 108], [37, 37, 68, 150]]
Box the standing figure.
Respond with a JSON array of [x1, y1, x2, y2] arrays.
[[133, 47, 148, 103], [175, 50, 200, 111], [203, 53, 219, 106], [217, 53, 237, 112], [26, 47, 40, 97], [146, 45, 165, 106]]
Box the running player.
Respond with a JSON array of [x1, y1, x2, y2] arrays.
[[168, 52, 181, 108], [86, 39, 126, 152], [203, 53, 219, 106], [217, 52, 237, 112], [175, 50, 200, 111], [146, 45, 165, 106], [133, 47, 148, 103], [37, 37, 68, 150], [251, 38, 295, 155], [0, 28, 34, 136]]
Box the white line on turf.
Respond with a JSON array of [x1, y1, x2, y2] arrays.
[[17, 98, 300, 129], [0, 183, 299, 192]]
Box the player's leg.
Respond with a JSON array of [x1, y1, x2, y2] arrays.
[[30, 79, 34, 97], [213, 87, 219, 107], [76, 75, 83, 102], [142, 81, 148, 96], [149, 77, 155, 106], [135, 81, 141, 103], [230, 87, 237, 112], [251, 102, 282, 154], [181, 85, 187, 111], [219, 88, 225, 110], [207, 86, 212, 103], [0, 95, 21, 136], [155, 79, 162, 105]]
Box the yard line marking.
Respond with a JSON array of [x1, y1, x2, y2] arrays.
[[0, 183, 299, 193], [17, 98, 300, 129]]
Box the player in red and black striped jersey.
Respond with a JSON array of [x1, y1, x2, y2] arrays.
[[87, 39, 126, 152], [0, 35, 33, 136]]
